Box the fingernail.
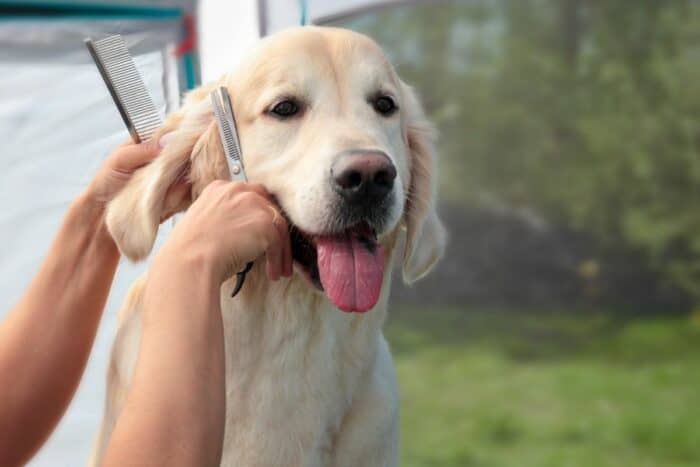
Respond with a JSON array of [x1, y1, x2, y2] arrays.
[[159, 132, 174, 148]]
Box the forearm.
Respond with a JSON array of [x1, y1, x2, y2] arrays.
[[102, 252, 226, 467], [0, 193, 119, 465]]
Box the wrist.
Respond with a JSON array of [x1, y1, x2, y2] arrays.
[[80, 181, 106, 210], [74, 189, 103, 216], [71, 192, 117, 253], [152, 242, 221, 288], [146, 247, 223, 322]]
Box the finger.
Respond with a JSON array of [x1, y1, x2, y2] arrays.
[[269, 206, 288, 280], [265, 253, 279, 282], [265, 205, 289, 282], [158, 132, 175, 148], [243, 183, 274, 200], [224, 181, 272, 201], [239, 186, 290, 274], [256, 196, 291, 277], [203, 178, 228, 194], [283, 224, 293, 278], [271, 207, 293, 277], [111, 138, 162, 172], [263, 219, 283, 281], [225, 189, 288, 280], [250, 194, 290, 278], [286, 230, 293, 277]]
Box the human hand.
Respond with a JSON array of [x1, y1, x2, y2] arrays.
[[156, 180, 293, 284], [85, 135, 178, 207]]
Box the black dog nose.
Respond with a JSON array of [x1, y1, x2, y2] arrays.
[[332, 151, 397, 204]]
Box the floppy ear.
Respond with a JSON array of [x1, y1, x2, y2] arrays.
[[400, 83, 447, 284], [106, 83, 227, 260]]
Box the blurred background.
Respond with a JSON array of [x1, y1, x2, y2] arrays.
[[1, 1, 699, 466]]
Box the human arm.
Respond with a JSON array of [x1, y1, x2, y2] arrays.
[[0, 140, 163, 466], [101, 180, 292, 466]]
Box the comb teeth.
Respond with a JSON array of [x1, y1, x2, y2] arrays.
[[86, 35, 162, 142]]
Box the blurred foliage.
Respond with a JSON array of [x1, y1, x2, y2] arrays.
[[387, 306, 700, 467], [338, 0, 700, 303]]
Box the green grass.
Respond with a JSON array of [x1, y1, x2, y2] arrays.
[[385, 307, 700, 467]]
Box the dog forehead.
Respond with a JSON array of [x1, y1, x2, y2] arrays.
[[235, 27, 394, 91]]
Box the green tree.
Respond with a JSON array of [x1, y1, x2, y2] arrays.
[[338, 0, 700, 305]]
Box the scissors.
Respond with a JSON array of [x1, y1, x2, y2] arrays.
[[210, 87, 253, 297]]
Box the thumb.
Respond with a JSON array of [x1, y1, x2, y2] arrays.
[[112, 134, 169, 172]]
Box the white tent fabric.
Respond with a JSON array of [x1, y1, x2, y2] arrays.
[[0, 50, 174, 466], [0, 3, 194, 464]]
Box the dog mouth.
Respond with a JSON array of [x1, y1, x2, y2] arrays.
[[290, 227, 322, 288], [290, 221, 385, 313]]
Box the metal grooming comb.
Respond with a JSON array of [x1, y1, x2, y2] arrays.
[[86, 35, 162, 142], [211, 87, 253, 297]]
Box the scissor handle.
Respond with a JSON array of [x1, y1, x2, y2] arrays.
[[230, 261, 254, 297]]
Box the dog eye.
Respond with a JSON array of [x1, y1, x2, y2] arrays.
[[269, 99, 300, 118], [372, 95, 398, 116]]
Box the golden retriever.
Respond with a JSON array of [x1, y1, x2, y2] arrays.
[[90, 26, 445, 467]]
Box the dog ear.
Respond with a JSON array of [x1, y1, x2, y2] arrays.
[[400, 82, 447, 284], [105, 83, 227, 261]]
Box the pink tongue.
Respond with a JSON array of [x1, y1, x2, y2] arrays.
[[316, 233, 385, 313]]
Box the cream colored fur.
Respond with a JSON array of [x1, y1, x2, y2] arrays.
[[90, 27, 445, 467]]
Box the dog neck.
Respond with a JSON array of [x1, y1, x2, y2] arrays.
[[217, 239, 398, 381]]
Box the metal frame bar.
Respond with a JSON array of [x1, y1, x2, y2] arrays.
[[313, 0, 444, 26], [257, 0, 268, 36]]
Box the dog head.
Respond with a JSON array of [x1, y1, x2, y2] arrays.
[[106, 27, 445, 312]]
